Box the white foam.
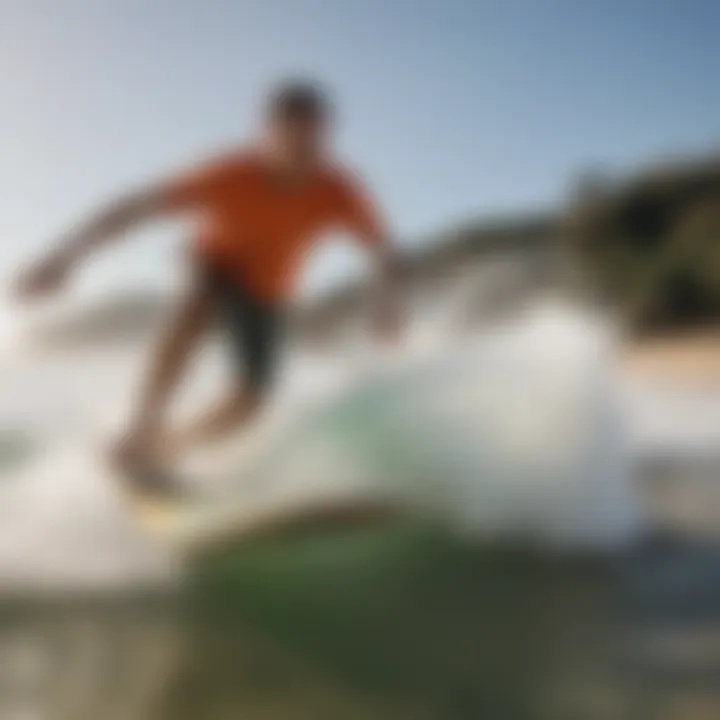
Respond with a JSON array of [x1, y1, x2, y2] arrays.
[[0, 443, 180, 595], [0, 283, 704, 593], [240, 299, 642, 551]]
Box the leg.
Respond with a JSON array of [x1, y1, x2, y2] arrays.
[[115, 266, 214, 466], [164, 267, 283, 455], [165, 384, 264, 453]]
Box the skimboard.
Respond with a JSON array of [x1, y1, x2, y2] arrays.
[[123, 489, 193, 536], [109, 460, 291, 551], [108, 458, 204, 545], [111, 456, 388, 553], [117, 481, 252, 551]]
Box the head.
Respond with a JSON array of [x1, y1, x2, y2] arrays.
[[264, 80, 332, 166]]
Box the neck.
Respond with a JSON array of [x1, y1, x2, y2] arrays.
[[264, 143, 318, 184]]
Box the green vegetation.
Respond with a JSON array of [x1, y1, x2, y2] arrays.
[[568, 158, 720, 334]]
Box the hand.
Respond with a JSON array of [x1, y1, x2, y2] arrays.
[[13, 254, 74, 300]]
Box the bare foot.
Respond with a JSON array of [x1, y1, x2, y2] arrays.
[[108, 432, 183, 500]]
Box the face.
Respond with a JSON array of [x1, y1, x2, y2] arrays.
[[269, 111, 329, 166]]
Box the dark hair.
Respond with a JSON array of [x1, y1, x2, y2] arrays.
[[267, 80, 331, 121]]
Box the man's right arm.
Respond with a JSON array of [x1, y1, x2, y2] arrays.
[[14, 185, 177, 299], [14, 155, 227, 300]]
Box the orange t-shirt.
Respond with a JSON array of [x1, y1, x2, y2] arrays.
[[164, 149, 384, 302]]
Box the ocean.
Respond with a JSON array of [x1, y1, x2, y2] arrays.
[[1, 278, 720, 717]]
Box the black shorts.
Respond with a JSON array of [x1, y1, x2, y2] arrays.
[[201, 264, 284, 393]]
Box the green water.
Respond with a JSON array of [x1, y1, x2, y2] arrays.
[[1, 522, 718, 719]]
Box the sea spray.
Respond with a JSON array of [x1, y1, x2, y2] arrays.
[[0, 292, 643, 595], [239, 298, 642, 551]]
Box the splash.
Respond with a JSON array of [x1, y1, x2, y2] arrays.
[[222, 299, 641, 551], [0, 280, 643, 595]]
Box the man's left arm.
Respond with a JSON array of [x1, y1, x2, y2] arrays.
[[365, 233, 403, 341], [337, 173, 403, 341]]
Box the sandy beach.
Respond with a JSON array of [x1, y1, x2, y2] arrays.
[[623, 331, 720, 383]]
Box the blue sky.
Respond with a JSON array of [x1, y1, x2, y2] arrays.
[[1, 0, 719, 296]]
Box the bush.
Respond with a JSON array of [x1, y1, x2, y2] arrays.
[[567, 160, 720, 334]]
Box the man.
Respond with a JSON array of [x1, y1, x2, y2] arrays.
[[15, 80, 402, 497]]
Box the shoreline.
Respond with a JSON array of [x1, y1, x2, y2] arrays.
[[622, 330, 720, 382]]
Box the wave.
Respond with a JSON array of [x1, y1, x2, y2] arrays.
[[0, 284, 681, 595]]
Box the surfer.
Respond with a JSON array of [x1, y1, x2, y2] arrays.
[[14, 80, 402, 498]]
